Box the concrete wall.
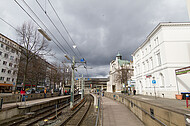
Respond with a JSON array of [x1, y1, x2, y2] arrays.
[[0, 94, 80, 121], [105, 92, 186, 126], [1, 92, 59, 103]]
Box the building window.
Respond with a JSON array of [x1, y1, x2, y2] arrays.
[[157, 53, 161, 66], [0, 77, 5, 81], [11, 49, 15, 53], [6, 78, 10, 81], [160, 73, 165, 87], [0, 51, 2, 56], [4, 53, 8, 58], [1, 69, 6, 73], [6, 46, 10, 51], [15, 58, 18, 63], [8, 70, 11, 74], [1, 43, 3, 48], [9, 63, 13, 67], [10, 56, 14, 60], [3, 61, 7, 65], [13, 71, 16, 75], [12, 78, 14, 82], [150, 57, 153, 69]]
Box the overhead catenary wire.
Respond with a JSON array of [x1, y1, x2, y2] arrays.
[[47, 0, 83, 59], [15, 0, 91, 77], [36, 0, 80, 60], [0, 17, 21, 34], [14, 0, 72, 62]]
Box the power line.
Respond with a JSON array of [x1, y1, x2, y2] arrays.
[[36, 0, 80, 60], [0, 17, 21, 34], [14, 0, 72, 62], [47, 0, 83, 59]]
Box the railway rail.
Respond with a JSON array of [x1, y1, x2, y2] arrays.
[[0, 95, 80, 126], [55, 94, 93, 126], [1, 94, 95, 126]]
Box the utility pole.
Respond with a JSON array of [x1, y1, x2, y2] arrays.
[[81, 74, 84, 99], [70, 56, 75, 108]]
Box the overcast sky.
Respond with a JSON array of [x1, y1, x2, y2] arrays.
[[0, 0, 189, 78]]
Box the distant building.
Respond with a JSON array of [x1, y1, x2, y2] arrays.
[[132, 22, 190, 99], [0, 33, 21, 92], [107, 53, 133, 92], [75, 77, 108, 93]]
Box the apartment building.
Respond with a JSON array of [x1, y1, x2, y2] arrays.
[[0, 33, 20, 92], [132, 22, 190, 98]]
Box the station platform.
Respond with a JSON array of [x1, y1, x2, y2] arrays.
[[1, 95, 69, 110], [102, 96, 144, 126]]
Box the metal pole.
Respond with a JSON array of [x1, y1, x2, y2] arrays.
[[70, 56, 75, 108], [154, 85, 156, 99], [81, 74, 84, 99]]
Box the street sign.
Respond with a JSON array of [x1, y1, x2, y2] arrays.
[[152, 80, 156, 84]]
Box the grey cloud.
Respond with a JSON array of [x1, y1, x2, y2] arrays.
[[0, 0, 189, 77]]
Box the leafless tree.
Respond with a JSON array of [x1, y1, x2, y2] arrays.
[[16, 22, 51, 89]]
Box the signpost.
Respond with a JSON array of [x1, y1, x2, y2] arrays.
[[152, 80, 156, 99]]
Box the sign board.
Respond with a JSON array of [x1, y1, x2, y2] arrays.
[[175, 66, 190, 75], [152, 80, 156, 84]]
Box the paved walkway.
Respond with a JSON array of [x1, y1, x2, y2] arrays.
[[102, 96, 144, 126], [121, 94, 190, 114]]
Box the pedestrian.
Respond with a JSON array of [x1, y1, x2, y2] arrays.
[[44, 88, 47, 98], [20, 88, 26, 101], [113, 94, 116, 100], [51, 88, 53, 97], [133, 89, 136, 95]]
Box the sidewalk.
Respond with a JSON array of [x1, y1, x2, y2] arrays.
[[102, 96, 144, 126], [121, 94, 190, 114]]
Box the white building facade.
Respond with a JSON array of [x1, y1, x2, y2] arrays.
[[0, 33, 20, 92], [107, 53, 133, 92], [132, 22, 190, 99]]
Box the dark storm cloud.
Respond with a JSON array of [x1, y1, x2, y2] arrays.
[[0, 0, 189, 77]]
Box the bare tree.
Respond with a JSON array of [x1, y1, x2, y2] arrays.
[[114, 65, 133, 90], [16, 22, 51, 89]]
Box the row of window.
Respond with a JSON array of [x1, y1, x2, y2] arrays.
[[1, 69, 17, 75], [135, 52, 161, 74], [0, 36, 19, 49], [0, 76, 15, 82], [0, 51, 19, 62], [135, 37, 160, 61], [2, 61, 17, 68]]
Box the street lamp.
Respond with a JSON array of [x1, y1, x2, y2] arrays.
[[38, 28, 51, 41]]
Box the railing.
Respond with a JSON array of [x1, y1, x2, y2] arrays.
[[95, 94, 103, 126]]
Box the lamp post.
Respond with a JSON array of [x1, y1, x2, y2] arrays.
[[70, 56, 75, 108], [38, 28, 51, 41], [81, 74, 84, 99]]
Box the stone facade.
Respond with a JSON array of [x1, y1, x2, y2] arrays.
[[132, 22, 190, 98], [107, 53, 133, 92]]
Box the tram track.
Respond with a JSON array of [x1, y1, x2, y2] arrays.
[[0, 94, 95, 126], [0, 95, 80, 126], [55, 94, 93, 126]]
